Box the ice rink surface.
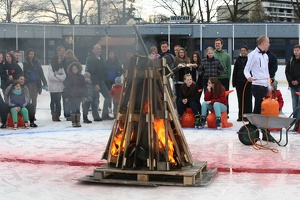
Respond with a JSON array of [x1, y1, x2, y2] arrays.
[[1, 70, 300, 199]]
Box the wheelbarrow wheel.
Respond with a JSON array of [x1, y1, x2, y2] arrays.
[[238, 124, 259, 145]]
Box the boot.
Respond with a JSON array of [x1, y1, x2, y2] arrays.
[[216, 117, 221, 129], [52, 113, 61, 122], [83, 116, 92, 124], [71, 113, 77, 127], [199, 116, 206, 128], [194, 114, 200, 128], [76, 113, 81, 127]]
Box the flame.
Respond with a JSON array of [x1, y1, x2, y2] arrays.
[[143, 100, 149, 114], [110, 127, 126, 156], [153, 118, 176, 164]]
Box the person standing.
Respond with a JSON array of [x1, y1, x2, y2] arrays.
[[174, 48, 191, 96], [64, 62, 86, 127], [232, 45, 252, 121], [110, 76, 123, 117], [13, 50, 24, 72], [63, 49, 78, 120], [86, 43, 113, 121], [266, 49, 278, 80], [23, 48, 48, 113], [48, 54, 67, 121], [244, 35, 271, 114], [82, 72, 93, 124], [214, 38, 231, 115], [285, 44, 300, 118], [159, 41, 171, 57], [0, 52, 23, 91], [198, 47, 224, 93]]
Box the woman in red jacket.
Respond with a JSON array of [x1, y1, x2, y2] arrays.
[[199, 77, 228, 129]]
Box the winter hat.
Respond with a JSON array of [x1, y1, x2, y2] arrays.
[[115, 76, 122, 84], [240, 45, 248, 51], [271, 80, 278, 90], [84, 72, 91, 78]]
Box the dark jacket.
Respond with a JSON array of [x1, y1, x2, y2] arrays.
[[23, 59, 47, 91], [266, 50, 278, 79], [177, 82, 200, 104], [85, 53, 105, 86], [199, 56, 224, 79], [285, 55, 300, 87], [0, 62, 23, 90], [104, 58, 123, 83], [64, 64, 87, 98], [232, 55, 248, 87]]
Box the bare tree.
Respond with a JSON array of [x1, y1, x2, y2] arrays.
[[291, 0, 300, 21], [218, 0, 260, 22], [249, 1, 267, 22], [0, 0, 30, 23], [153, 0, 221, 22]]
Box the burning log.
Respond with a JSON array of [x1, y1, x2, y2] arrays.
[[102, 55, 193, 171]]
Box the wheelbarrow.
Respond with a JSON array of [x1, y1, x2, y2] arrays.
[[238, 114, 296, 146]]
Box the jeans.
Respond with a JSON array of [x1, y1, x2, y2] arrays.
[[50, 92, 62, 115], [290, 86, 300, 117], [201, 102, 227, 118]]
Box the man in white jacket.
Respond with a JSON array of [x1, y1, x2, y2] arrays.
[[244, 35, 271, 114]]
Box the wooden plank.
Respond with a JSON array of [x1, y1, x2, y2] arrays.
[[137, 174, 149, 182]]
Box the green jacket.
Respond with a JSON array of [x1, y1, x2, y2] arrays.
[[214, 50, 231, 80]]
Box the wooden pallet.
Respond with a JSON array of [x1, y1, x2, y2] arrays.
[[78, 161, 209, 186]]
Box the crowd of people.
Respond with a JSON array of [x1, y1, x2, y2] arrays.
[[1, 36, 299, 132], [156, 36, 298, 131], [0, 45, 123, 129]]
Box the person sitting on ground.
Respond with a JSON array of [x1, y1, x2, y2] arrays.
[[4, 75, 38, 127], [7, 81, 30, 130], [266, 80, 284, 115], [199, 77, 228, 129], [176, 74, 200, 124], [63, 62, 87, 127], [110, 76, 123, 118]]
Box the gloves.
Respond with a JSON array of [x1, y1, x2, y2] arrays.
[[42, 85, 49, 91]]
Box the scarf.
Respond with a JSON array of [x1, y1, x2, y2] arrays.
[[13, 89, 22, 95]]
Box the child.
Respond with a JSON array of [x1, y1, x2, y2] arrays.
[[267, 80, 284, 114], [82, 72, 93, 123], [63, 62, 86, 127], [199, 77, 228, 129], [7, 81, 30, 130], [176, 74, 200, 123], [148, 46, 160, 59], [110, 76, 123, 117]]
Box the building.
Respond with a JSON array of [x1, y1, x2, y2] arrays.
[[0, 23, 300, 64], [217, 0, 297, 22]]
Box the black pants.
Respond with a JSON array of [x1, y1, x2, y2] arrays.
[[252, 85, 268, 114], [82, 101, 92, 119], [50, 92, 62, 115], [236, 81, 252, 119]]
